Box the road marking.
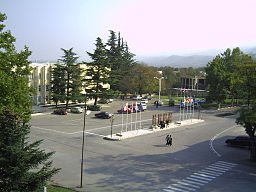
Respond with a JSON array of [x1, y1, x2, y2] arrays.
[[173, 184, 196, 191], [162, 161, 237, 192], [209, 125, 239, 157], [31, 126, 105, 137], [177, 181, 200, 189]]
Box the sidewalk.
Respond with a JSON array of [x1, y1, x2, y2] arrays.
[[104, 119, 204, 141]]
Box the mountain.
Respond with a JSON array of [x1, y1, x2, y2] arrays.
[[137, 55, 214, 68], [137, 47, 256, 68]]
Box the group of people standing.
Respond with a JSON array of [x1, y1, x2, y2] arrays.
[[165, 134, 172, 146]]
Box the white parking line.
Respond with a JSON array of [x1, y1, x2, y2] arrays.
[[209, 125, 239, 157], [31, 126, 105, 137]]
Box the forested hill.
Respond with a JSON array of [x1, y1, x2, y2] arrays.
[[138, 47, 256, 68], [138, 55, 214, 68]]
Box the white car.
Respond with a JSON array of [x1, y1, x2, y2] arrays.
[[141, 98, 148, 104], [132, 96, 142, 100], [140, 102, 147, 110]]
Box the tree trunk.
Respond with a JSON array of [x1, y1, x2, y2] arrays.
[[250, 138, 256, 162]]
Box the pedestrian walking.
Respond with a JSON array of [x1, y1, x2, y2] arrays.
[[169, 134, 173, 146], [165, 134, 170, 146]]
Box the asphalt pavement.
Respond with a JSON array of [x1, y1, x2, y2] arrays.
[[29, 100, 256, 192]]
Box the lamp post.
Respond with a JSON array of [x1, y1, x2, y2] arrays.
[[154, 76, 164, 101], [80, 97, 87, 188]]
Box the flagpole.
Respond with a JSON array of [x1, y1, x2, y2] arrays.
[[130, 102, 133, 131], [121, 104, 123, 134]]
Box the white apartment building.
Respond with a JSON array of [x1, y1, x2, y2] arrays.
[[29, 62, 52, 105]]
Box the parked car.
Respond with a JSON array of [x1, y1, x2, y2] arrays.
[[225, 136, 251, 148], [139, 102, 147, 111], [141, 98, 148, 104], [95, 112, 113, 119], [169, 99, 175, 106], [87, 105, 102, 111], [53, 108, 68, 115], [142, 95, 152, 100], [154, 100, 163, 106], [98, 98, 111, 104], [70, 107, 84, 113], [132, 96, 142, 100]]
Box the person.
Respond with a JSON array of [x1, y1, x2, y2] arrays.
[[165, 134, 170, 146], [169, 134, 173, 146]]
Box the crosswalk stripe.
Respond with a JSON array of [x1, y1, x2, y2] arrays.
[[163, 188, 175, 192], [190, 175, 212, 181], [167, 186, 189, 192], [173, 184, 197, 191], [185, 177, 209, 184], [205, 167, 226, 173], [163, 161, 238, 192], [182, 179, 205, 186], [177, 181, 201, 189], [194, 173, 216, 179], [198, 170, 222, 177], [208, 165, 230, 171], [212, 164, 233, 169], [218, 161, 238, 166], [214, 162, 236, 168]]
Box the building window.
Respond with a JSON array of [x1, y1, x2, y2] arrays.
[[39, 73, 42, 80], [46, 85, 49, 91], [38, 85, 41, 91]]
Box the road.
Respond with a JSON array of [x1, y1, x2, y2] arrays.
[[29, 100, 256, 192]]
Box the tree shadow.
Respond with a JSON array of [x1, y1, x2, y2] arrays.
[[80, 135, 254, 192]]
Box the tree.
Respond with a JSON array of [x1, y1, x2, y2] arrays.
[[0, 13, 33, 121], [106, 30, 136, 92], [50, 64, 66, 107], [85, 37, 115, 105], [0, 111, 60, 191], [236, 108, 256, 161], [57, 48, 82, 108], [119, 63, 159, 96], [0, 12, 59, 191]]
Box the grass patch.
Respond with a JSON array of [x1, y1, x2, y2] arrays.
[[46, 185, 76, 192]]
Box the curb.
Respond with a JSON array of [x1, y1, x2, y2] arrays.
[[104, 119, 204, 141]]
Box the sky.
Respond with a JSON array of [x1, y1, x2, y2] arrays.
[[1, 0, 256, 61]]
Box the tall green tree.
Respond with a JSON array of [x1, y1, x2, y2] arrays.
[[0, 12, 59, 191], [0, 13, 33, 121], [85, 37, 115, 105], [57, 48, 82, 108], [106, 30, 136, 92], [50, 64, 66, 107], [0, 111, 60, 191]]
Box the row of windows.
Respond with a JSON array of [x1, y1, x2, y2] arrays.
[[38, 85, 50, 91]]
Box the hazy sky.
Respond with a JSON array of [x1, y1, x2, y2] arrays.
[[1, 0, 256, 61]]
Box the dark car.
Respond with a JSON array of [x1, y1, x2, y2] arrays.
[[169, 99, 175, 106], [95, 112, 113, 119], [53, 108, 68, 115], [87, 105, 102, 111], [225, 136, 251, 148]]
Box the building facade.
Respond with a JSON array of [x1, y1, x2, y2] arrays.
[[29, 62, 110, 105], [29, 63, 53, 105]]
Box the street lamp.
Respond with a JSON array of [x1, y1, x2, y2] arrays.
[[154, 76, 164, 101]]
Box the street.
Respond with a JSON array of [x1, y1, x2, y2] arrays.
[[29, 100, 256, 192]]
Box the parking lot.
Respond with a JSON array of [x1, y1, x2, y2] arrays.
[[30, 99, 184, 138]]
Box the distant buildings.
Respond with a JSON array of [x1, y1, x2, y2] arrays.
[[180, 76, 206, 90]]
